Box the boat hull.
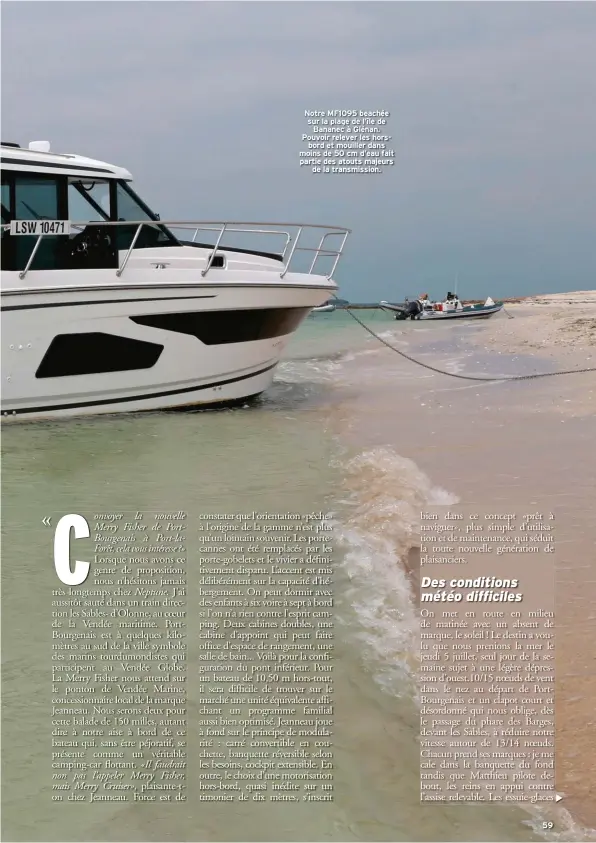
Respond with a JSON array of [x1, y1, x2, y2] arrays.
[[418, 304, 503, 321], [1, 364, 277, 420], [1, 271, 335, 421]]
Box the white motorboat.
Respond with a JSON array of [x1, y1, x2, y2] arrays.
[[1, 140, 350, 420], [310, 302, 336, 313]]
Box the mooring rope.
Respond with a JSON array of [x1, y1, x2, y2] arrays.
[[333, 297, 596, 383]]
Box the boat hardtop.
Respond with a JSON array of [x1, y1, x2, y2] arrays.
[[2, 141, 133, 179]]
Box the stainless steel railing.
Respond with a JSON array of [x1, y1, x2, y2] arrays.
[[1, 219, 351, 281]]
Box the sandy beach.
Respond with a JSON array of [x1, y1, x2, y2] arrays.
[[466, 291, 596, 420], [475, 290, 596, 367]]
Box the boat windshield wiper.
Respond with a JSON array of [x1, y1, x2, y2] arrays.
[[21, 201, 43, 220], [19, 201, 59, 221]]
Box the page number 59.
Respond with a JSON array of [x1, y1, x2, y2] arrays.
[[54, 514, 90, 586]]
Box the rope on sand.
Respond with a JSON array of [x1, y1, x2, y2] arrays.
[[333, 296, 596, 383]]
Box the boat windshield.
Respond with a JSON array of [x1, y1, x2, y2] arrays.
[[113, 181, 179, 248], [68, 178, 179, 250]]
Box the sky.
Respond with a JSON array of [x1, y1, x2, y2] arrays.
[[2, 1, 595, 302]]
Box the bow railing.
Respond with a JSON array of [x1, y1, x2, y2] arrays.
[[2, 220, 351, 281]]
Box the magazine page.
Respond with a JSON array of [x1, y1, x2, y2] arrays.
[[1, 2, 595, 843]]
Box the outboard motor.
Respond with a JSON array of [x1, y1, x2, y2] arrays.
[[394, 300, 423, 321], [406, 300, 423, 320]]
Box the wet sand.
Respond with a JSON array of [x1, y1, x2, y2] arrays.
[[334, 296, 596, 834], [472, 291, 596, 383]]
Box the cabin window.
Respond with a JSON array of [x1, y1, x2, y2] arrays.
[[130, 307, 311, 345], [1, 170, 179, 271], [14, 173, 60, 221], [35, 332, 164, 378], [8, 173, 65, 271]]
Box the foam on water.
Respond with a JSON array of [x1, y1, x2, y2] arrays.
[[278, 357, 343, 383], [333, 446, 457, 696]]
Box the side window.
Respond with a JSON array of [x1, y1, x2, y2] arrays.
[[12, 174, 62, 271], [14, 175, 59, 221]]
